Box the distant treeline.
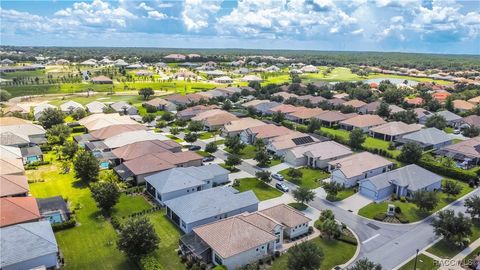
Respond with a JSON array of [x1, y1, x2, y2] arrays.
[[1, 46, 479, 71]]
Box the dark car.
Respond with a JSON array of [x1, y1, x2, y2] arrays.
[[202, 156, 215, 162], [275, 182, 289, 192], [189, 145, 201, 151]]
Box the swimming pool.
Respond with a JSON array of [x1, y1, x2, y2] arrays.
[[44, 211, 65, 224]]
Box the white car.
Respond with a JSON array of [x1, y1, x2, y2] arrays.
[[272, 173, 284, 181]]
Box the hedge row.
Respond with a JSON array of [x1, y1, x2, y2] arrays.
[[52, 219, 76, 231], [140, 256, 164, 270], [418, 158, 477, 183]]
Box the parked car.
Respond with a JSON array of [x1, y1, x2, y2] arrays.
[[453, 129, 461, 134], [202, 156, 215, 162], [275, 183, 289, 192], [189, 145, 201, 151], [272, 173, 284, 181]]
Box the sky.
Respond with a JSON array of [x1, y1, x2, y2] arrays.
[[1, 0, 479, 54]]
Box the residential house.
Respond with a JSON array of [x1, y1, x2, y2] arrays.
[[241, 99, 269, 109], [0, 123, 46, 146], [0, 158, 25, 175], [252, 101, 281, 115], [260, 204, 311, 239], [240, 124, 294, 144], [114, 151, 202, 184], [468, 96, 480, 105], [241, 75, 262, 82], [110, 101, 138, 115], [296, 95, 326, 105], [389, 104, 406, 114], [329, 152, 393, 187], [103, 130, 169, 149], [0, 174, 29, 197], [453, 100, 475, 112], [177, 105, 219, 120], [88, 124, 148, 141], [0, 221, 58, 270], [369, 122, 422, 141], [284, 141, 353, 168], [36, 196, 71, 224], [20, 146, 43, 164], [358, 101, 380, 115], [0, 117, 31, 126], [266, 132, 318, 156], [314, 111, 357, 127], [460, 115, 480, 128], [112, 140, 182, 161], [399, 127, 452, 150], [214, 76, 233, 83], [435, 110, 463, 127], [60, 100, 84, 113], [405, 97, 424, 107], [359, 164, 442, 202], [326, 98, 346, 107], [164, 186, 259, 233], [339, 115, 387, 132], [432, 91, 451, 103], [267, 104, 304, 115], [91, 75, 113, 84], [413, 108, 433, 125], [272, 92, 298, 101], [33, 104, 56, 120], [435, 136, 480, 167], [191, 109, 239, 131], [85, 101, 107, 114], [222, 118, 266, 137], [165, 93, 204, 106], [285, 108, 324, 123], [0, 197, 41, 227], [343, 100, 367, 113], [145, 164, 230, 205], [78, 113, 138, 131], [144, 97, 177, 112], [0, 145, 22, 159]]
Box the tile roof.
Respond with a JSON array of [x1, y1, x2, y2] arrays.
[[0, 124, 46, 137], [340, 114, 387, 128], [112, 139, 181, 160], [462, 115, 480, 127], [0, 117, 31, 126], [0, 158, 25, 175], [287, 107, 324, 120], [144, 97, 173, 107], [438, 136, 480, 159], [89, 124, 148, 140], [369, 121, 422, 136], [103, 130, 169, 149], [0, 145, 22, 159], [241, 99, 270, 108], [315, 111, 357, 122], [260, 204, 311, 228], [0, 174, 29, 197], [191, 110, 239, 127], [328, 152, 393, 179], [288, 141, 352, 159], [0, 197, 40, 227], [453, 100, 475, 111], [435, 110, 462, 122], [119, 151, 202, 175], [85, 101, 107, 113], [222, 117, 266, 134], [247, 124, 294, 139], [268, 104, 304, 114], [343, 99, 367, 109], [60, 100, 85, 112]]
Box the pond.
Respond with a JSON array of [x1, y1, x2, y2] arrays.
[[363, 77, 419, 86]]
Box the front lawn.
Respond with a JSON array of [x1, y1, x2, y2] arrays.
[[398, 253, 436, 270], [234, 177, 282, 201], [358, 179, 472, 223], [278, 167, 329, 189], [328, 188, 356, 202], [213, 139, 225, 145], [166, 134, 184, 143], [225, 144, 256, 159], [288, 202, 308, 211], [199, 132, 214, 140], [269, 237, 357, 270], [268, 157, 283, 167], [427, 222, 480, 259], [195, 150, 212, 157]]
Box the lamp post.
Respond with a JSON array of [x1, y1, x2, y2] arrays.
[[413, 248, 419, 270]]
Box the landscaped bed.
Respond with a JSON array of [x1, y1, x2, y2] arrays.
[[233, 177, 283, 201], [288, 202, 308, 211], [327, 188, 356, 202], [427, 222, 480, 259], [269, 237, 357, 270], [278, 167, 329, 189], [358, 179, 472, 223]]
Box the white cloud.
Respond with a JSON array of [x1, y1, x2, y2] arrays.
[[182, 0, 221, 31], [138, 2, 154, 11], [148, 10, 167, 20]]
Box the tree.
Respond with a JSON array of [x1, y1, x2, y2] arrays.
[[323, 182, 342, 201], [443, 180, 462, 198], [188, 121, 204, 132], [117, 216, 160, 260], [205, 142, 218, 153], [287, 241, 324, 270], [138, 88, 154, 100], [390, 110, 418, 124], [425, 114, 447, 130], [225, 135, 245, 153], [432, 210, 472, 247], [346, 258, 383, 270], [376, 102, 391, 118], [222, 100, 232, 111], [254, 148, 271, 167], [39, 108, 65, 129], [73, 150, 99, 182], [272, 111, 285, 123], [90, 181, 120, 214], [445, 96, 454, 112], [319, 209, 335, 222], [307, 118, 322, 133], [349, 128, 365, 149], [286, 168, 303, 182], [71, 108, 86, 120], [46, 124, 71, 145], [465, 195, 480, 220], [292, 187, 315, 205], [463, 126, 480, 138], [225, 154, 241, 167], [61, 140, 78, 159], [397, 142, 422, 164], [160, 112, 174, 121], [170, 127, 179, 135], [412, 190, 438, 212], [255, 171, 271, 183], [318, 218, 341, 239], [254, 138, 265, 150], [0, 89, 11, 101], [184, 132, 198, 144], [383, 88, 405, 104], [142, 113, 156, 123]]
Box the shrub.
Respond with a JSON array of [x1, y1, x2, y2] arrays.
[[395, 206, 402, 214], [395, 213, 409, 223], [418, 158, 476, 183], [71, 126, 86, 133], [52, 219, 76, 231], [110, 216, 121, 230], [296, 125, 308, 133], [400, 196, 406, 202], [337, 234, 358, 245], [140, 256, 163, 270], [373, 213, 387, 221]]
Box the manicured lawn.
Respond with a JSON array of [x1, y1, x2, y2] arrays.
[[199, 132, 214, 140], [462, 245, 480, 269], [218, 163, 240, 172], [166, 134, 184, 143], [427, 222, 480, 259], [226, 144, 257, 159], [288, 202, 308, 211], [278, 167, 329, 189], [398, 253, 437, 270], [234, 177, 282, 201], [328, 188, 356, 202], [268, 158, 283, 167], [269, 237, 357, 270], [321, 127, 350, 141], [358, 179, 473, 223], [213, 139, 225, 145], [195, 150, 212, 157], [112, 194, 152, 219]]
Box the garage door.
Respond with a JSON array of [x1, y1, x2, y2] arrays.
[[359, 186, 377, 200]]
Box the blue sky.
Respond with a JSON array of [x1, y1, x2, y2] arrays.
[[1, 0, 479, 54]]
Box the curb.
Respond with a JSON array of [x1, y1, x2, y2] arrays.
[[333, 227, 362, 270], [392, 237, 442, 269]]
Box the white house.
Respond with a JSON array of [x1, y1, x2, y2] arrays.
[[284, 141, 353, 168]]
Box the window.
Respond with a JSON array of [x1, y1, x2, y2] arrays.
[[214, 254, 223, 265], [181, 221, 186, 228]]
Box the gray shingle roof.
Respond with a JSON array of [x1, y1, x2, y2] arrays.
[[364, 164, 442, 191], [402, 127, 452, 146], [164, 187, 258, 223], [436, 110, 462, 122], [20, 146, 43, 157], [254, 102, 281, 113], [0, 221, 58, 268]]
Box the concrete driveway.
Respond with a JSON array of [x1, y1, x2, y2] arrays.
[[334, 193, 373, 213]]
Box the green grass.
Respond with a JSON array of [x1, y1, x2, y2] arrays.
[[278, 167, 329, 189], [212, 139, 225, 145], [462, 245, 480, 269], [269, 237, 357, 270], [234, 177, 283, 201], [328, 188, 356, 202], [358, 179, 473, 223], [268, 157, 283, 167], [198, 132, 214, 140], [112, 194, 152, 219], [288, 202, 308, 211], [427, 222, 480, 259], [166, 134, 184, 143], [398, 254, 437, 270], [226, 144, 257, 159], [444, 127, 454, 134], [195, 150, 212, 157]]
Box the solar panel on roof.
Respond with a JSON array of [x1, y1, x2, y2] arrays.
[[292, 136, 314, 145]]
